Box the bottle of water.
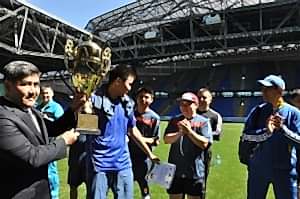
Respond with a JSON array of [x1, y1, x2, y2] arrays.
[[216, 154, 222, 165], [213, 154, 222, 166]]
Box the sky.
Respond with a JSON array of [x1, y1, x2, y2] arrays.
[[26, 0, 136, 29]]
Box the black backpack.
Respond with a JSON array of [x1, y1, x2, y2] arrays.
[[238, 106, 262, 165], [238, 138, 261, 165]]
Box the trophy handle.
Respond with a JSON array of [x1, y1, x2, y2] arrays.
[[58, 71, 76, 95]]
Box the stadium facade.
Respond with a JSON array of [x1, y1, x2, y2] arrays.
[[86, 0, 300, 119], [1, 0, 300, 119]]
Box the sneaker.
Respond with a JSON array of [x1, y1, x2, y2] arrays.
[[143, 195, 151, 199]]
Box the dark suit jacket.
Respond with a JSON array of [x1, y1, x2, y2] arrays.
[[0, 97, 77, 199]]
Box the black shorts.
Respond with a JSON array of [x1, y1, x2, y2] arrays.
[[67, 147, 87, 187], [67, 157, 87, 187], [167, 176, 203, 196], [131, 158, 148, 181]]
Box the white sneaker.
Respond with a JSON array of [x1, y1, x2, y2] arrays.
[[143, 195, 151, 199]]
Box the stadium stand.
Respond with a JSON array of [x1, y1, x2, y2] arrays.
[[3, 0, 300, 122], [88, 0, 300, 62]]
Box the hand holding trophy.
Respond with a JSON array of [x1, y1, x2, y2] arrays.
[[64, 36, 111, 134]]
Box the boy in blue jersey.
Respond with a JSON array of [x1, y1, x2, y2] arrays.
[[164, 92, 212, 199], [242, 75, 300, 199], [87, 64, 159, 199], [129, 86, 160, 199], [36, 86, 64, 199]]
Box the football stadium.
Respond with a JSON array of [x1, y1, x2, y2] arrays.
[[0, 0, 300, 198]]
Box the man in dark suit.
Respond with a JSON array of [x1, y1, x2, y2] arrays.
[[0, 60, 86, 199]]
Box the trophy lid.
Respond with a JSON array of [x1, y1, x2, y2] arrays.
[[64, 37, 111, 96], [74, 39, 102, 70]]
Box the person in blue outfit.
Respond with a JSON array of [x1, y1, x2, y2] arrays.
[[87, 64, 159, 199], [289, 89, 300, 199], [36, 85, 64, 199], [37, 86, 64, 121], [164, 92, 213, 199], [129, 86, 160, 199], [242, 74, 300, 199]]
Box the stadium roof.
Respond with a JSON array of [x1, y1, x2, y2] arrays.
[[86, 0, 277, 41], [85, 0, 300, 66], [0, 0, 102, 73]]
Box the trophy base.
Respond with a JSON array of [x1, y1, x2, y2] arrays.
[[77, 113, 100, 135], [76, 128, 100, 135]]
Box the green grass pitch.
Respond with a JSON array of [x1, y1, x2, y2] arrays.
[[57, 123, 275, 198]]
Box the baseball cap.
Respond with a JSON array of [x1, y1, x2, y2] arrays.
[[257, 75, 285, 90], [178, 92, 199, 104]]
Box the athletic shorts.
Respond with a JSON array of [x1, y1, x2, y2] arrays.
[[68, 140, 87, 187], [67, 157, 87, 187], [167, 176, 203, 196], [131, 158, 148, 181]]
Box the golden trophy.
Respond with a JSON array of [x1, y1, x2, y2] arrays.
[[64, 37, 111, 134]]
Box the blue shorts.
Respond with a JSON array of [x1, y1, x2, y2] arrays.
[[90, 167, 134, 199]]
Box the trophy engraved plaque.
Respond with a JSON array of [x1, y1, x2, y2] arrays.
[[64, 37, 111, 134]]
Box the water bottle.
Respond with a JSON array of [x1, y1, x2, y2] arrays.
[[212, 154, 222, 166], [216, 154, 222, 165]]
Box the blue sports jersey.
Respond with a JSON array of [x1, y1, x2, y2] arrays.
[[88, 85, 136, 172]]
